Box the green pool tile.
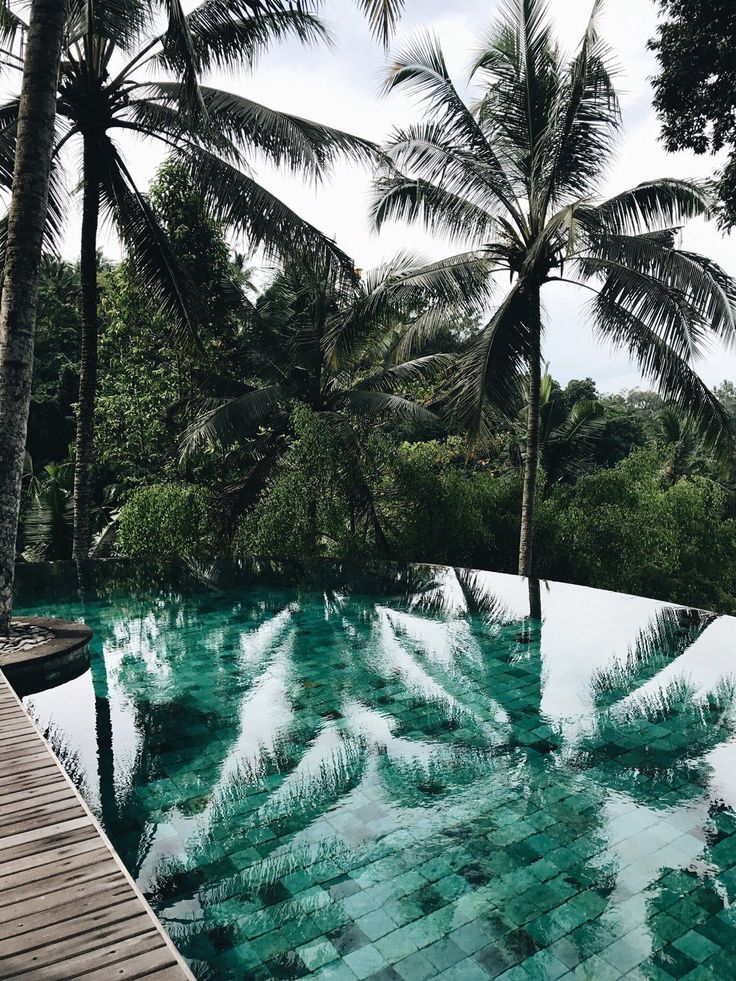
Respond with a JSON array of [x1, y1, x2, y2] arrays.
[[519, 948, 570, 980], [573, 954, 623, 979], [422, 937, 465, 972], [298, 938, 340, 971], [376, 927, 421, 963], [357, 909, 398, 942], [435, 957, 490, 980], [395, 951, 436, 981], [600, 927, 652, 974], [16, 564, 736, 981], [343, 943, 389, 979], [449, 920, 496, 955], [671, 930, 719, 965]]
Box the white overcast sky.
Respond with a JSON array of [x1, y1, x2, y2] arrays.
[[55, 0, 736, 392]]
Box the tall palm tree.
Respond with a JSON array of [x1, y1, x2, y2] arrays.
[[181, 252, 485, 544], [0, 0, 66, 635], [373, 0, 736, 577], [0, 1, 383, 561]]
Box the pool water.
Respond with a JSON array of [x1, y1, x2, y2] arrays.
[[12, 560, 736, 980]]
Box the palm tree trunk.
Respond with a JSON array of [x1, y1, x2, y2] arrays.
[[518, 286, 542, 578], [72, 144, 100, 561], [0, 0, 66, 635]]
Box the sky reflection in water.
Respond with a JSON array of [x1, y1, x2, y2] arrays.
[[14, 561, 736, 980]]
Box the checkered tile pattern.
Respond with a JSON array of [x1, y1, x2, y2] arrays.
[[17, 570, 736, 980]]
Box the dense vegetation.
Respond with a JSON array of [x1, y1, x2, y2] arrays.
[[650, 0, 736, 226], [17, 162, 736, 613], [4, 0, 736, 620]]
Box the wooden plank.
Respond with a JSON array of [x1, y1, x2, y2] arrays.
[[0, 673, 194, 980], [2, 881, 134, 938], [0, 855, 120, 909], [0, 804, 88, 841], [5, 928, 167, 981], [0, 823, 97, 861], [0, 814, 91, 850], [0, 771, 76, 802], [0, 912, 154, 977], [0, 897, 143, 958], [0, 833, 104, 878], [0, 843, 110, 891], [0, 786, 75, 816]]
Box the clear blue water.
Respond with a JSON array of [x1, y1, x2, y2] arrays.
[[12, 560, 736, 980]]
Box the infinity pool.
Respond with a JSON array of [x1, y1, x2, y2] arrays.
[[12, 560, 736, 980]]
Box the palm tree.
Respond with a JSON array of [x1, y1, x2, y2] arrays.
[[0, 0, 66, 636], [653, 406, 708, 485], [181, 252, 484, 544], [501, 367, 604, 494], [373, 0, 736, 577], [0, 1, 384, 561]]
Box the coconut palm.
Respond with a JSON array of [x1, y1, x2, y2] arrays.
[[499, 367, 605, 494], [181, 252, 487, 545], [0, 0, 66, 635], [373, 0, 736, 577], [0, 1, 385, 561]]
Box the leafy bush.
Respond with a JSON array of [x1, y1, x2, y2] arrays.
[[116, 483, 217, 561], [538, 449, 736, 612], [235, 405, 388, 559], [389, 439, 522, 571]]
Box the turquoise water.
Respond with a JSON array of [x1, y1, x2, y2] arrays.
[[13, 560, 736, 980]]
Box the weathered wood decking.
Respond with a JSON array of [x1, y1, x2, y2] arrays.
[[0, 672, 195, 981]]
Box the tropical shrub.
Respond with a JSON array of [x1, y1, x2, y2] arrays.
[[538, 449, 736, 612], [116, 484, 217, 561], [235, 405, 390, 559], [389, 440, 522, 571]]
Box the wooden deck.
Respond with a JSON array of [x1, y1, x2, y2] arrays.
[[0, 672, 196, 981]]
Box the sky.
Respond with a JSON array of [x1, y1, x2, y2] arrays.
[[57, 0, 736, 393]]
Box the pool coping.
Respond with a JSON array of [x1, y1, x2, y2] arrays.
[[0, 617, 92, 695]]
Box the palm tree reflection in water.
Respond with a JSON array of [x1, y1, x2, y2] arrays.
[[21, 564, 736, 977]]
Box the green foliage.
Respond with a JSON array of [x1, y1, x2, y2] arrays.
[[538, 449, 736, 613], [21, 457, 75, 561], [116, 484, 217, 561], [389, 439, 521, 570], [235, 405, 389, 559], [650, 0, 736, 225], [26, 259, 80, 467], [96, 263, 182, 485]]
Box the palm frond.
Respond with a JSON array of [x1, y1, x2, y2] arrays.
[[371, 172, 499, 244], [384, 121, 521, 220], [590, 290, 736, 461], [184, 1, 327, 74], [446, 281, 534, 443], [355, 353, 454, 394], [471, 0, 559, 204], [0, 4, 25, 48], [578, 179, 712, 238], [327, 250, 495, 363], [384, 30, 512, 190], [578, 233, 736, 348], [356, 0, 403, 47], [337, 389, 440, 427], [178, 145, 357, 275], [145, 83, 377, 177], [158, 0, 206, 115], [540, 0, 620, 209], [96, 138, 198, 349], [181, 385, 286, 458]]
